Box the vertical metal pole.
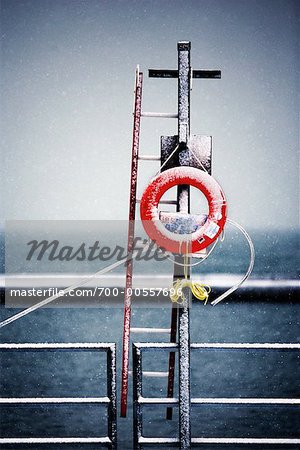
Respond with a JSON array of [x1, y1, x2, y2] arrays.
[[177, 41, 191, 450], [166, 305, 178, 419], [121, 69, 143, 417], [133, 344, 143, 450], [107, 344, 117, 449]]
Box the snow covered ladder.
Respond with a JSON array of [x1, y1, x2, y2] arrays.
[[133, 342, 300, 449], [0, 343, 117, 449], [121, 40, 222, 449]]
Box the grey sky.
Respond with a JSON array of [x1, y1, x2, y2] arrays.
[[1, 0, 299, 230]]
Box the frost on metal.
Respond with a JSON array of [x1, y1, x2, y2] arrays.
[[178, 43, 190, 144], [188, 135, 212, 174], [178, 293, 191, 449], [161, 135, 212, 173], [140, 166, 226, 249]]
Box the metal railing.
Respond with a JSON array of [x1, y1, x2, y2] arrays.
[[133, 342, 300, 449], [0, 343, 117, 448]]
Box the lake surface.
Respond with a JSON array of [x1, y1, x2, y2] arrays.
[[0, 229, 299, 449]]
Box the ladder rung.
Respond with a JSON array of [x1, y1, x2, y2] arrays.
[[139, 397, 178, 405], [159, 200, 177, 205], [136, 199, 177, 205], [130, 327, 171, 333], [141, 112, 178, 118], [143, 371, 169, 377], [128, 371, 169, 378], [138, 155, 161, 161]]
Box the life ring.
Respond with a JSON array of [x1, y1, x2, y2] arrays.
[[140, 166, 227, 254]]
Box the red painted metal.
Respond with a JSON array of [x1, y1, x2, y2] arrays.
[[140, 166, 227, 254], [120, 68, 143, 417]]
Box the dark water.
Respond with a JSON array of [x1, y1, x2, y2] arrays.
[[0, 230, 299, 449], [1, 229, 300, 279], [0, 293, 299, 450]]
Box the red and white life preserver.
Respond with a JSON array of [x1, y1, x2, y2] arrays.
[[140, 166, 227, 254]]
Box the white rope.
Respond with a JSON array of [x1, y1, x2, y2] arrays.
[[0, 244, 152, 329], [211, 218, 255, 305], [159, 217, 255, 304], [165, 236, 219, 267], [156, 144, 180, 175], [189, 145, 210, 173]]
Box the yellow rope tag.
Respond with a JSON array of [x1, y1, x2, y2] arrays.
[[169, 279, 211, 305]]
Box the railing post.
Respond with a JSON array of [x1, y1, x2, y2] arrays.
[[177, 40, 192, 450], [178, 290, 191, 449], [107, 344, 117, 449], [133, 344, 143, 450]]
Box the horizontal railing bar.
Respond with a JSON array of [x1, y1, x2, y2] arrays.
[[141, 112, 178, 118], [135, 343, 178, 351], [192, 438, 300, 445], [140, 437, 179, 444], [139, 437, 300, 445], [138, 155, 161, 160], [131, 327, 170, 334], [0, 397, 110, 404], [139, 397, 178, 405], [0, 437, 111, 444], [134, 343, 300, 351], [192, 398, 300, 405], [0, 343, 114, 351], [191, 343, 300, 349], [138, 397, 300, 406]]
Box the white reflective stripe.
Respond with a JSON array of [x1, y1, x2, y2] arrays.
[[0, 397, 110, 404], [0, 437, 111, 444]]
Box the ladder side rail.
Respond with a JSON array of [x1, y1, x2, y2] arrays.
[[121, 69, 143, 417]]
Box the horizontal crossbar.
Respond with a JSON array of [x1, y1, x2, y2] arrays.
[[0, 343, 115, 351], [0, 437, 111, 445], [138, 397, 300, 406], [148, 69, 221, 79], [0, 397, 110, 404], [134, 342, 300, 351], [139, 437, 300, 445], [191, 343, 300, 349]]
